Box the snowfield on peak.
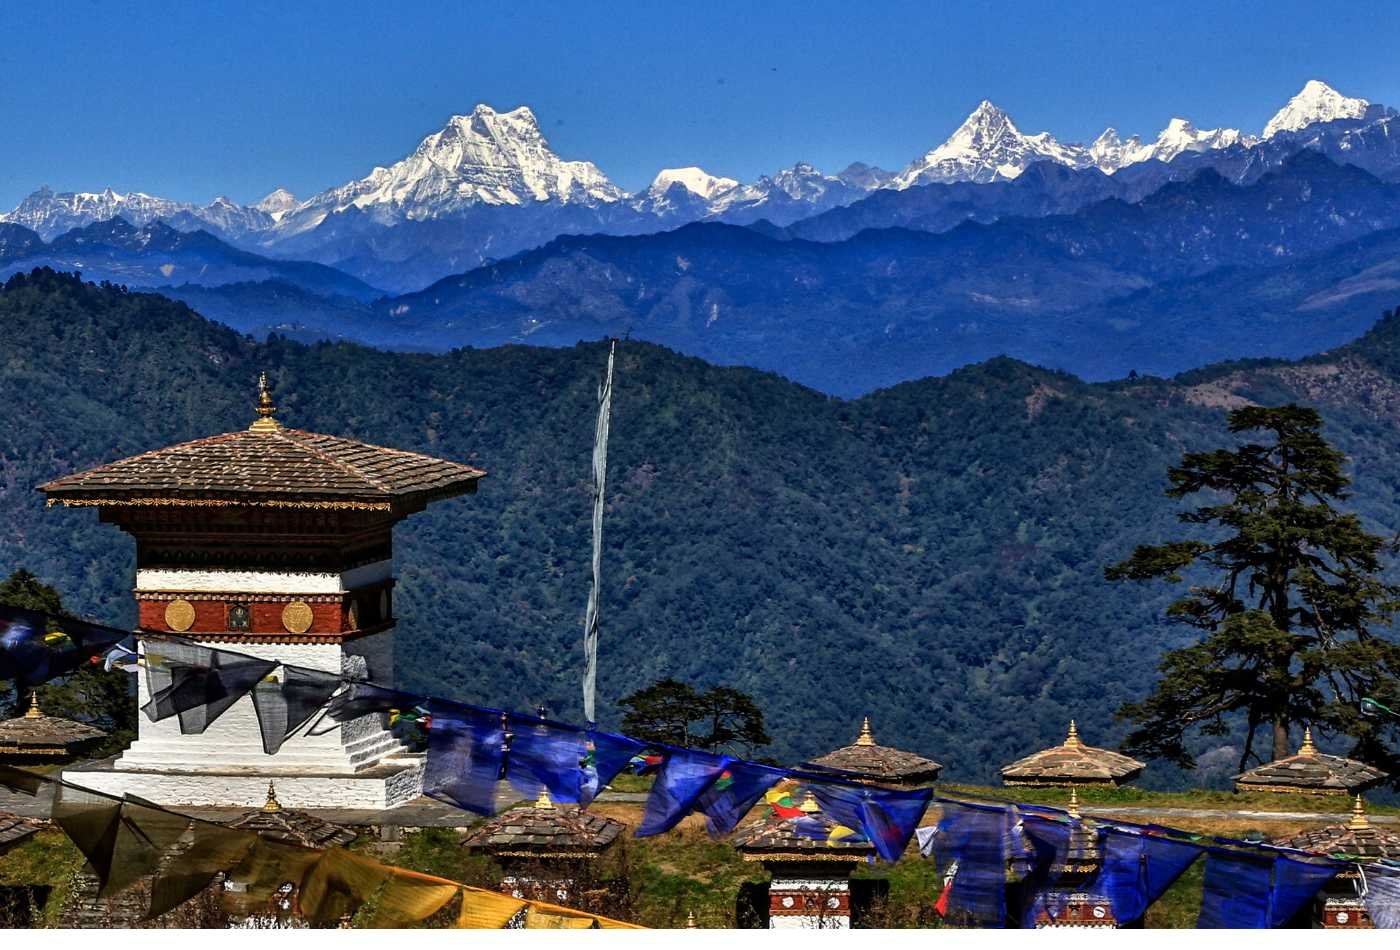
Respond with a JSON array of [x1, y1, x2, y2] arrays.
[[1264, 80, 1370, 138], [648, 167, 739, 200], [275, 104, 625, 235], [895, 101, 1091, 187]]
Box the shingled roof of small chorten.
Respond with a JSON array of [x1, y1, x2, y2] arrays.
[[0, 811, 44, 852], [40, 373, 485, 512], [1000, 720, 1145, 787], [226, 781, 357, 848], [731, 789, 877, 863], [1233, 728, 1388, 796], [0, 692, 107, 755], [461, 788, 625, 859], [802, 717, 942, 786], [1274, 796, 1400, 863]]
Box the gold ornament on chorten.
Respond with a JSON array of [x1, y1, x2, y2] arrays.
[[249, 371, 283, 432], [281, 600, 314, 634], [856, 716, 875, 746], [164, 598, 196, 632]]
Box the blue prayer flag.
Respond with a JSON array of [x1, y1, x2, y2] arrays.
[[1198, 849, 1340, 928], [811, 781, 931, 863], [694, 760, 787, 837], [636, 748, 731, 837]]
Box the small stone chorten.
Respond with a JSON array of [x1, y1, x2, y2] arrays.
[[226, 780, 357, 849], [0, 691, 106, 760], [1000, 720, 1144, 788], [1273, 795, 1400, 929], [461, 787, 625, 907], [1234, 728, 1388, 796], [42, 373, 485, 808], [803, 717, 942, 787], [731, 788, 876, 929], [1032, 790, 1117, 928]]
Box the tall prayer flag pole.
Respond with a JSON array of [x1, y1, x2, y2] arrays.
[[582, 340, 616, 725]]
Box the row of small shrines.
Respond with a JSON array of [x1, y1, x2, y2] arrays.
[[1, 706, 1395, 929]]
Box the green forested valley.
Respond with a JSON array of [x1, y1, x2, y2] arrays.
[[4, 268, 1400, 785]]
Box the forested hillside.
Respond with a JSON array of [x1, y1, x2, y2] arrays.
[[3, 269, 1400, 785]]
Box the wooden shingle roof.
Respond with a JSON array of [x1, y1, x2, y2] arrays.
[[226, 782, 357, 848], [731, 792, 876, 863], [803, 717, 942, 785], [461, 790, 624, 859], [0, 694, 107, 754], [1000, 721, 1145, 787], [0, 811, 43, 851], [41, 426, 484, 512], [1233, 728, 1388, 795], [1274, 797, 1400, 861]]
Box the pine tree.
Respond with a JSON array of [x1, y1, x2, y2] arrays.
[[1106, 405, 1400, 774]]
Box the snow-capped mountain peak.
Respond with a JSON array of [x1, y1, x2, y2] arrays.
[[1264, 80, 1370, 138], [648, 166, 739, 200], [895, 100, 1089, 188], [279, 103, 624, 235], [253, 187, 299, 221]]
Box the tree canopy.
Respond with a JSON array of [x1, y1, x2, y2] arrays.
[[618, 678, 771, 757], [1107, 405, 1400, 774]]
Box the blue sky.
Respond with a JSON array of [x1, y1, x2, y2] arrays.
[[3, 0, 1397, 207]]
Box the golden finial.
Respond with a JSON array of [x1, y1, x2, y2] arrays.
[[685, 910, 697, 929], [799, 791, 821, 814], [535, 786, 555, 811], [263, 780, 283, 813], [1067, 787, 1081, 820], [1348, 795, 1371, 831], [1298, 727, 1318, 756], [23, 691, 41, 719], [1064, 720, 1084, 749], [249, 371, 283, 432], [856, 716, 876, 746]]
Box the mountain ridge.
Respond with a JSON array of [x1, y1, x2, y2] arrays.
[[4, 267, 1400, 783]]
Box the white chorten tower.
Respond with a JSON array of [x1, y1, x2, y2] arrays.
[[41, 375, 484, 808]]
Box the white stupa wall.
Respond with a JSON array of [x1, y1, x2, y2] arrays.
[[64, 560, 424, 808], [115, 634, 400, 773]]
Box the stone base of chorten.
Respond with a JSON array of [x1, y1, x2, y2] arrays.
[[62, 753, 425, 810]]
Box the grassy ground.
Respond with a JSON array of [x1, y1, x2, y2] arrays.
[[0, 780, 1375, 929], [0, 829, 85, 927]]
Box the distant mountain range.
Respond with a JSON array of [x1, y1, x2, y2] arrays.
[[9, 81, 1400, 394], [4, 81, 1396, 292], [139, 149, 1400, 395]]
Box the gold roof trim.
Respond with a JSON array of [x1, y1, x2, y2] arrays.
[[48, 496, 393, 511]]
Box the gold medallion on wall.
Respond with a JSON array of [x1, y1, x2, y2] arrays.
[[281, 600, 314, 634], [165, 598, 196, 632]]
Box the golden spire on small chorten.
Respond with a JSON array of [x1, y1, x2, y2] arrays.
[[685, 910, 697, 929], [799, 791, 821, 814], [249, 371, 283, 432], [23, 691, 42, 719], [1348, 795, 1371, 831], [856, 715, 876, 746], [535, 786, 555, 811], [1064, 719, 1084, 750], [1298, 726, 1319, 756], [263, 780, 283, 813], [1067, 787, 1082, 820]]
